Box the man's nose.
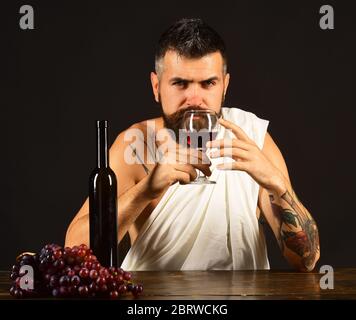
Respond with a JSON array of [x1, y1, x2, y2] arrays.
[[185, 84, 203, 107]]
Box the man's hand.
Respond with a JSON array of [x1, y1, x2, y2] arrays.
[[142, 145, 212, 200], [207, 118, 320, 271], [207, 118, 286, 196]]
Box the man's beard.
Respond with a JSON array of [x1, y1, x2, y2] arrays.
[[161, 94, 224, 142]]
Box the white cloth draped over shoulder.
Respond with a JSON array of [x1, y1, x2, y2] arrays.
[[121, 107, 271, 270]]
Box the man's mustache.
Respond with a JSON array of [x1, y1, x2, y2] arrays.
[[162, 105, 222, 143], [169, 106, 206, 120], [166, 106, 209, 127]]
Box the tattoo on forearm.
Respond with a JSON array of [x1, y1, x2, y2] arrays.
[[272, 190, 320, 270]]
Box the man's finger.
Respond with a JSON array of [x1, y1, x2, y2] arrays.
[[174, 163, 198, 181], [210, 147, 249, 160], [188, 148, 211, 164], [218, 118, 251, 142], [191, 163, 212, 177], [217, 161, 248, 171], [172, 171, 191, 185], [175, 147, 211, 165], [206, 138, 251, 150]]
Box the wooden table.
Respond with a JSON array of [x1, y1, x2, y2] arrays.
[[1, 268, 356, 300]]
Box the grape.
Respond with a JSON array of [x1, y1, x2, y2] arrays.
[[118, 284, 127, 294], [43, 273, 51, 283], [67, 285, 77, 296], [99, 268, 109, 278], [96, 276, 106, 286], [59, 286, 69, 297], [9, 285, 16, 297], [107, 274, 115, 284], [79, 268, 89, 278], [64, 266, 72, 273], [78, 285, 89, 297], [109, 291, 119, 299], [82, 261, 92, 269], [15, 277, 21, 287], [10, 272, 18, 280], [109, 281, 118, 291], [66, 256, 75, 265], [49, 275, 59, 288], [53, 259, 65, 269], [71, 275, 81, 286], [123, 271, 132, 281], [13, 288, 24, 298], [53, 250, 62, 259], [9, 243, 143, 299], [132, 284, 144, 297], [116, 274, 124, 284], [73, 265, 81, 274], [89, 269, 98, 279], [71, 246, 79, 256], [89, 282, 99, 293], [67, 270, 76, 277], [91, 262, 101, 271], [78, 249, 86, 258], [75, 255, 84, 264], [79, 244, 88, 250], [46, 254, 55, 263], [12, 265, 19, 273], [52, 288, 60, 297], [59, 275, 70, 287], [131, 285, 139, 297], [136, 284, 143, 294], [99, 284, 108, 293]]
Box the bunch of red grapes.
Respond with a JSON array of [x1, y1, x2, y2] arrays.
[[9, 243, 143, 299]]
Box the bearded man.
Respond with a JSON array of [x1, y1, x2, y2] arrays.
[[65, 18, 320, 272]]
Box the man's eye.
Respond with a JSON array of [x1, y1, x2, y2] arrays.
[[202, 80, 216, 88], [173, 81, 187, 88]]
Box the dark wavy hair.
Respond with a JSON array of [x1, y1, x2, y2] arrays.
[[155, 18, 227, 75]]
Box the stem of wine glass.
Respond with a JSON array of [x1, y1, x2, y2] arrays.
[[196, 148, 207, 180]]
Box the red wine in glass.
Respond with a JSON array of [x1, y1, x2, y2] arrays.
[[182, 110, 219, 184], [186, 131, 218, 151]]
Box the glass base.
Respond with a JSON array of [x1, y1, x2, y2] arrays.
[[189, 176, 216, 185]]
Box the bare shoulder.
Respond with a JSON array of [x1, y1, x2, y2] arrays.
[[114, 117, 163, 140], [111, 117, 162, 158], [109, 117, 163, 194], [109, 120, 149, 195]]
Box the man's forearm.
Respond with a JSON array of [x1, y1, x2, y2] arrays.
[[66, 176, 154, 246], [116, 176, 154, 241], [270, 176, 320, 271]]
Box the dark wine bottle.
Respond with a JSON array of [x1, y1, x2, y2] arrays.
[[89, 120, 118, 267]]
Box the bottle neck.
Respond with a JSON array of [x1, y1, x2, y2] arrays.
[[97, 124, 108, 168]]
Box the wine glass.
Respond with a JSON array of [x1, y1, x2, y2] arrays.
[[181, 109, 219, 184]]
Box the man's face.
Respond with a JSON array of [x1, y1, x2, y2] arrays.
[[151, 50, 230, 132]]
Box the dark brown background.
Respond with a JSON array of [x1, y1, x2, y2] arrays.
[[1, 0, 355, 270]]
